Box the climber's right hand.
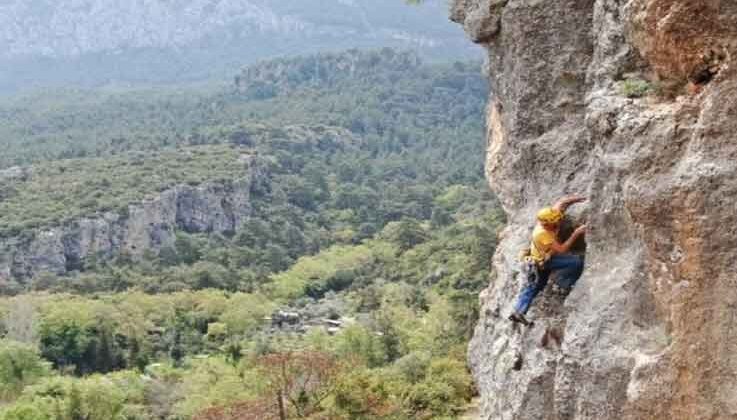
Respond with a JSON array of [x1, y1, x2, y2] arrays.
[[574, 224, 587, 236]]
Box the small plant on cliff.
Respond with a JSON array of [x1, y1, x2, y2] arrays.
[[619, 78, 653, 98]]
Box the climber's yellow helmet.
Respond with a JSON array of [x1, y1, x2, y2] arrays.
[[537, 207, 563, 224]]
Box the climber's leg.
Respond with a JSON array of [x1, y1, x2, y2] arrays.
[[513, 268, 551, 315], [547, 254, 584, 289]]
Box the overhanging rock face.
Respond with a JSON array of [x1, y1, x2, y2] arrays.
[[451, 0, 737, 419]]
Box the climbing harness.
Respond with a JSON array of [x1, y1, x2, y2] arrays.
[[519, 235, 549, 285], [519, 256, 540, 286]]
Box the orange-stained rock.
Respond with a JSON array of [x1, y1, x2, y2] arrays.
[[628, 0, 736, 84]]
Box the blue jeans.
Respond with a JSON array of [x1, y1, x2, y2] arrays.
[[514, 254, 584, 315]]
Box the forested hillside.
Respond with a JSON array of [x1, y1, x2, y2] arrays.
[[0, 50, 502, 420]]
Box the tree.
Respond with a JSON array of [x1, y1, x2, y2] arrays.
[[256, 351, 343, 419], [190, 261, 233, 290], [430, 207, 453, 228], [0, 340, 50, 400], [37, 303, 125, 376], [1, 296, 39, 343], [330, 368, 402, 419], [334, 325, 387, 368], [406, 357, 474, 417], [195, 399, 280, 420], [38, 307, 94, 374], [1, 402, 55, 420], [384, 218, 428, 252], [66, 385, 85, 420], [175, 234, 202, 265]]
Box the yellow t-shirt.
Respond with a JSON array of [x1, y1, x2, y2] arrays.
[[529, 224, 557, 263]]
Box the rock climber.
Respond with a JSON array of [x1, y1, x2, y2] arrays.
[[509, 195, 587, 325]]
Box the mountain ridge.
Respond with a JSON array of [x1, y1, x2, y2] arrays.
[[0, 0, 479, 92]]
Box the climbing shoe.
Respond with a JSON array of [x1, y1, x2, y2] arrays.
[[508, 312, 533, 327]]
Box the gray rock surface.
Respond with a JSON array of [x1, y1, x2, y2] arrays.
[[0, 158, 261, 282], [451, 0, 737, 419]]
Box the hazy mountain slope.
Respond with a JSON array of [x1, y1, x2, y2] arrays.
[[0, 50, 490, 286], [0, 0, 479, 92]]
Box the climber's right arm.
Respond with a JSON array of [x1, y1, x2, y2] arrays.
[[550, 224, 587, 254]]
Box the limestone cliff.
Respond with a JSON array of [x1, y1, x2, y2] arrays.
[[451, 1, 737, 419], [0, 156, 262, 282]]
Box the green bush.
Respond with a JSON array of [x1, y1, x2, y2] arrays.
[[330, 368, 404, 420], [405, 358, 474, 417], [6, 375, 132, 420], [620, 78, 653, 98], [0, 341, 50, 400], [0, 401, 55, 420], [335, 325, 388, 368], [392, 351, 432, 384]]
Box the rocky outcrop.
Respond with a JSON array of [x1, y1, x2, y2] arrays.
[[452, 1, 737, 419], [0, 157, 263, 282]]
